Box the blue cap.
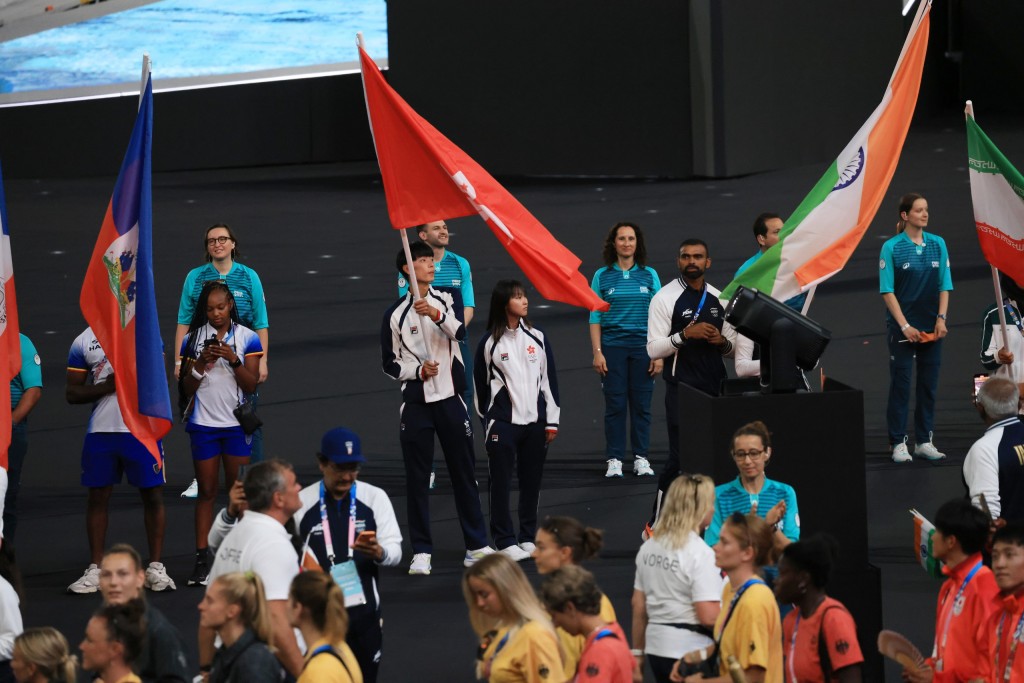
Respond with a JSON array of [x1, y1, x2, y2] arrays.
[[320, 427, 365, 464]]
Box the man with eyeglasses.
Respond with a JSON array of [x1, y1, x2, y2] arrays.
[[294, 426, 402, 683]]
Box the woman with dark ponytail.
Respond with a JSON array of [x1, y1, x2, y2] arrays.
[[179, 281, 264, 587], [289, 572, 362, 683], [79, 600, 147, 683], [198, 572, 281, 683], [878, 192, 952, 463], [474, 280, 560, 564]]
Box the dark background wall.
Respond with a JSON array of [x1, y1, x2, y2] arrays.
[[0, 0, 1020, 180]]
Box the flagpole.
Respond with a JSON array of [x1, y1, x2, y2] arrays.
[[991, 265, 1012, 365], [800, 286, 817, 316], [139, 53, 151, 110]]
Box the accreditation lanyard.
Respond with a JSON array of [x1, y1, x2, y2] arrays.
[[715, 578, 765, 642], [319, 481, 357, 565], [787, 613, 801, 683], [996, 608, 1024, 682], [933, 561, 982, 671], [685, 283, 710, 328], [1005, 300, 1024, 337]]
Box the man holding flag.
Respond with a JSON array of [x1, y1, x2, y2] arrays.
[[71, 70, 174, 593]]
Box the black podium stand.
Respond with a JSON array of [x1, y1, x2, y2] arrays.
[[679, 378, 883, 681]]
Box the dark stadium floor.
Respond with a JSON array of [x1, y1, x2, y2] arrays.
[[7, 117, 1024, 682]]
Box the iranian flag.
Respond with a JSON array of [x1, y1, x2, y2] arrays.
[[965, 102, 1024, 287], [722, 0, 931, 303]]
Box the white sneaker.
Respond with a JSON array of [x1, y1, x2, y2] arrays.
[[145, 562, 177, 592], [500, 545, 532, 562], [429, 471, 436, 490], [464, 546, 495, 567], [633, 456, 655, 476], [605, 458, 623, 478], [914, 434, 946, 461], [181, 479, 198, 498], [519, 542, 537, 554], [891, 438, 912, 463], [408, 553, 432, 575], [68, 564, 100, 594]]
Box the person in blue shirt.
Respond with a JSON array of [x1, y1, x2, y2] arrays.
[[706, 420, 799, 555], [734, 212, 807, 313], [878, 193, 952, 463], [175, 224, 269, 483], [589, 222, 662, 479], [2, 333, 42, 545]]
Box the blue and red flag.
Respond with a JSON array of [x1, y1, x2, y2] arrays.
[[0, 160, 22, 472], [80, 75, 171, 466]]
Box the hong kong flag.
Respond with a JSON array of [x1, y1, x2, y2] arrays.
[[80, 75, 171, 467], [0, 161, 21, 473], [358, 46, 608, 312]]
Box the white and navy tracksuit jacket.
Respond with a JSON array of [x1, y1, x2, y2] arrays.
[[474, 322, 560, 429], [381, 287, 466, 403]]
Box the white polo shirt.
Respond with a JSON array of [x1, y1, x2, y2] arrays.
[[208, 510, 298, 601]]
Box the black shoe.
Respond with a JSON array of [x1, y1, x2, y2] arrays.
[[187, 551, 210, 587]]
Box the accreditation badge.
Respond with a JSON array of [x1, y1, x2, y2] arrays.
[[330, 560, 367, 607]]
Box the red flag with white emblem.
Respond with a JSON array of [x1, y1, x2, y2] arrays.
[[358, 46, 608, 312]]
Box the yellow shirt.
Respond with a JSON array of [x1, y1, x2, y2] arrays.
[[557, 593, 616, 680], [715, 580, 782, 683], [298, 637, 364, 683], [480, 620, 565, 683], [112, 675, 142, 683]]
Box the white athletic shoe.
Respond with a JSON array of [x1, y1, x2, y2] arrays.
[[633, 456, 655, 477], [181, 479, 198, 498], [145, 562, 177, 592], [605, 458, 623, 478], [914, 434, 946, 461], [891, 438, 912, 464], [408, 553, 432, 575], [429, 471, 436, 490], [464, 546, 495, 567], [68, 564, 101, 594], [500, 545, 532, 562], [519, 542, 537, 555]]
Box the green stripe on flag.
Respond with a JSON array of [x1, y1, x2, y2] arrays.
[[968, 116, 1024, 200], [721, 161, 840, 301]]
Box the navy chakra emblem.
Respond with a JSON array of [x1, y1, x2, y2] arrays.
[[832, 147, 865, 192]]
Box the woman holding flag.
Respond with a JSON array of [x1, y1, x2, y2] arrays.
[[179, 281, 264, 587], [878, 193, 952, 463]]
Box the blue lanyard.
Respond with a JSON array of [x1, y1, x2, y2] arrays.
[[715, 578, 764, 642], [319, 481, 357, 565], [935, 561, 983, 659], [1004, 300, 1024, 336], [996, 607, 1024, 682], [686, 283, 710, 326]]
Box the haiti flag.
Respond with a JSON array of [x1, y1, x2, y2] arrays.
[[80, 75, 171, 467]]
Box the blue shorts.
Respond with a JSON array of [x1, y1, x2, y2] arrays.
[[187, 423, 252, 461], [81, 433, 166, 489]]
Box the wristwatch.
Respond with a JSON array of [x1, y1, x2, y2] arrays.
[[937, 313, 947, 321], [229, 357, 243, 369]]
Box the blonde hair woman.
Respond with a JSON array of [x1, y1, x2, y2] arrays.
[[197, 572, 281, 683], [632, 474, 722, 683], [288, 572, 362, 683], [464, 553, 564, 682], [10, 628, 77, 683]]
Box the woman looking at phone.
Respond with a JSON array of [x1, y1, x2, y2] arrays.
[[179, 281, 264, 587]]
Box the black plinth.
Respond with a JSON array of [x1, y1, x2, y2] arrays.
[[678, 378, 883, 681]]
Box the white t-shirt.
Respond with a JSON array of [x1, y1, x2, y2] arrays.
[[634, 532, 723, 658], [208, 511, 298, 601], [67, 328, 128, 433], [0, 574, 23, 659], [181, 323, 263, 428]]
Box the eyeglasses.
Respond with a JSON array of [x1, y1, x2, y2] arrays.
[[732, 449, 765, 461], [206, 236, 232, 246]]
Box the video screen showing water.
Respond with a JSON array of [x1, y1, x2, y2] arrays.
[[0, 0, 387, 103]]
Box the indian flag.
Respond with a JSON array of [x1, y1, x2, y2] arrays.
[[722, 0, 931, 303], [965, 102, 1024, 287], [911, 509, 944, 579]]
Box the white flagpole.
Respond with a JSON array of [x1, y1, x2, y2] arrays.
[[139, 53, 151, 110], [991, 266, 1011, 365], [800, 285, 817, 316]]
